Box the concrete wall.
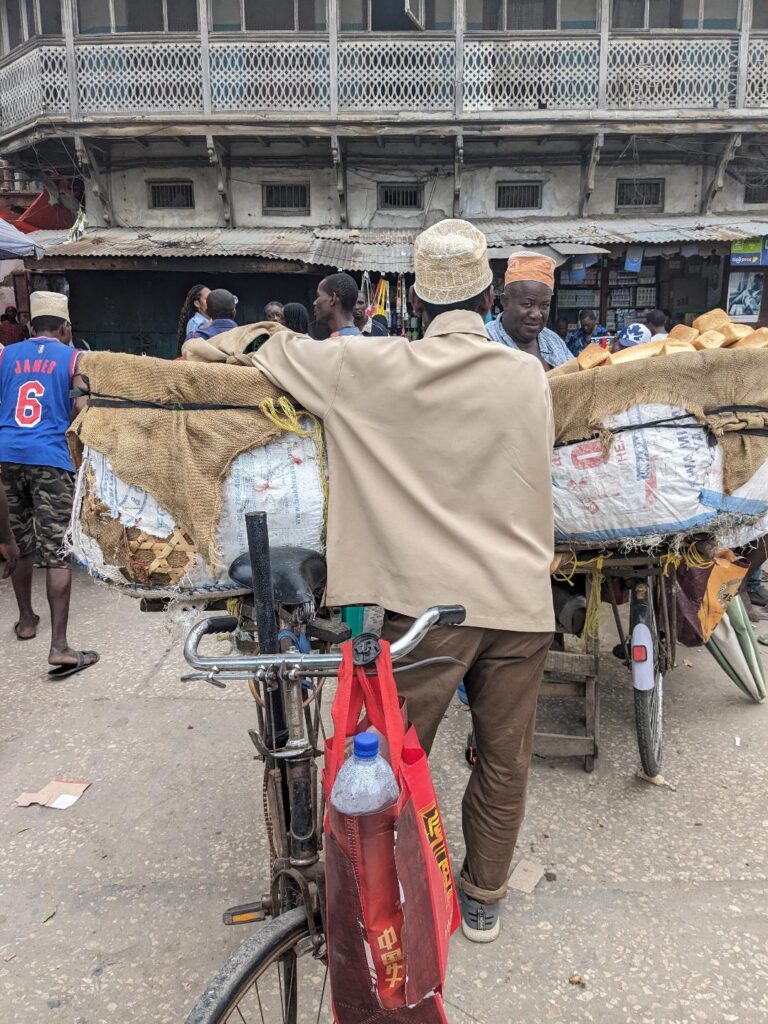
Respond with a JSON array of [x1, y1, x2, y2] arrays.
[[716, 174, 768, 215], [86, 158, 721, 229], [461, 164, 579, 219], [588, 163, 703, 216], [232, 168, 338, 228]]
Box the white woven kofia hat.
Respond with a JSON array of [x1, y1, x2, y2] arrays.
[[30, 290, 70, 322], [414, 219, 494, 304]]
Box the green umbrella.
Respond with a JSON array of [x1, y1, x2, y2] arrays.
[[706, 595, 766, 703]]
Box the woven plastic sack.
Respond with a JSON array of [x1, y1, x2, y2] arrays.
[[552, 404, 768, 545], [69, 427, 325, 599]]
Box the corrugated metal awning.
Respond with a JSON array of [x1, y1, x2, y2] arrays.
[[28, 215, 768, 273]]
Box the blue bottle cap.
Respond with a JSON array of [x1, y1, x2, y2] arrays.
[[353, 733, 379, 759]]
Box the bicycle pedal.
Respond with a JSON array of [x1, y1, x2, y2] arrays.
[[223, 899, 270, 926], [306, 618, 352, 644]]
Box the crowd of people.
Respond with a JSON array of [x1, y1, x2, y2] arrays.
[[555, 306, 676, 358], [175, 281, 390, 355]]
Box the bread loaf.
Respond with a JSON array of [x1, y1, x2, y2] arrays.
[[732, 328, 768, 350], [662, 340, 698, 356], [692, 308, 730, 333], [719, 322, 753, 345], [606, 341, 665, 365], [577, 342, 610, 370], [692, 330, 728, 350], [668, 324, 699, 345]]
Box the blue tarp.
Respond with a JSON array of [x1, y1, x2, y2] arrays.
[[0, 219, 43, 259]]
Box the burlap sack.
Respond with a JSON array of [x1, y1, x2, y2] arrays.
[[69, 351, 284, 569], [181, 320, 285, 364], [548, 349, 768, 493]]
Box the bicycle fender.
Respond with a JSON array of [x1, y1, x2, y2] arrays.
[[631, 623, 655, 691]]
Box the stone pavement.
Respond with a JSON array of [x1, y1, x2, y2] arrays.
[[1, 569, 768, 1023]]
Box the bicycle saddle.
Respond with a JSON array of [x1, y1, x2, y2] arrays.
[[228, 546, 327, 607]]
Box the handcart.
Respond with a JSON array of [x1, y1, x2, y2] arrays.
[[466, 545, 679, 777]]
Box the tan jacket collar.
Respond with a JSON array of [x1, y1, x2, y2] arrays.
[[421, 309, 490, 341]]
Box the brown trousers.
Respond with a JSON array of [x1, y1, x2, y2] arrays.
[[381, 612, 552, 903]]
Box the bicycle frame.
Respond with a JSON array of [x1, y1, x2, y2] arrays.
[[183, 511, 464, 937]]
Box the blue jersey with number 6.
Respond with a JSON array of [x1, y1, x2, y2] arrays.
[[0, 337, 79, 471]]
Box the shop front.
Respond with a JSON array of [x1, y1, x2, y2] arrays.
[[23, 218, 768, 357]]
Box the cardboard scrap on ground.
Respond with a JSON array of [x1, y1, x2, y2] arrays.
[[508, 858, 545, 894], [15, 779, 91, 810]]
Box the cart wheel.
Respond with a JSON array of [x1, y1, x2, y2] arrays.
[[465, 730, 477, 767], [631, 577, 664, 778]]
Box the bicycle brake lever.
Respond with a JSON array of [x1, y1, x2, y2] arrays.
[[180, 672, 227, 689]]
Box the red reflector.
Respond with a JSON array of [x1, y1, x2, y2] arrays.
[[632, 645, 648, 663]]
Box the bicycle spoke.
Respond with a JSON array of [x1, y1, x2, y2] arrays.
[[254, 977, 265, 1024], [277, 956, 285, 1020], [315, 967, 329, 1024], [235, 1003, 247, 1023]]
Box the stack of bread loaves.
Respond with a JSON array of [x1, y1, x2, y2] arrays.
[[576, 307, 768, 371]]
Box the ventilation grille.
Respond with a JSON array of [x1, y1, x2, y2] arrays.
[[745, 178, 768, 204], [615, 179, 664, 210], [496, 180, 543, 210], [378, 183, 423, 209], [148, 181, 195, 209], [263, 182, 310, 214]]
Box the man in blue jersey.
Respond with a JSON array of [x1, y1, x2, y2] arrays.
[[0, 291, 98, 678]]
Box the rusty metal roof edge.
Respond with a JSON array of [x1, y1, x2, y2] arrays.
[[27, 215, 768, 267]]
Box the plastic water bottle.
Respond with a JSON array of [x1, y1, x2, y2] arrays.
[[331, 734, 399, 815]]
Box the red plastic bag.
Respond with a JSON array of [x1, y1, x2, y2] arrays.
[[323, 639, 459, 1023]]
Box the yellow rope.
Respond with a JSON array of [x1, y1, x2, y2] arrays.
[[661, 551, 682, 577], [683, 540, 714, 570], [552, 553, 578, 584], [582, 555, 604, 642], [259, 397, 330, 541]]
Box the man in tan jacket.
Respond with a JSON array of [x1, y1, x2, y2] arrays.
[[254, 219, 554, 942]]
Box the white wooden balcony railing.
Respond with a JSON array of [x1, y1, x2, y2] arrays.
[[1, 33, 767, 132], [463, 38, 600, 111]]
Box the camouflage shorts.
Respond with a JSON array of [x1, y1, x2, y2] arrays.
[[0, 463, 74, 566]]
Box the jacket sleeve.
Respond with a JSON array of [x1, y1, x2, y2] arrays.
[[544, 374, 555, 452], [253, 332, 347, 420]]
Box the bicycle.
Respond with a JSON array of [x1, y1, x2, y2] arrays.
[[182, 511, 465, 1023], [464, 550, 675, 778]]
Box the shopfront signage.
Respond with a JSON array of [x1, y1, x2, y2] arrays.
[[730, 237, 768, 267]]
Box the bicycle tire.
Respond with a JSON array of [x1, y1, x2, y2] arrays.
[[631, 578, 664, 778], [186, 907, 325, 1024], [634, 681, 663, 777]]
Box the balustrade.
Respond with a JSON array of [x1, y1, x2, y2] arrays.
[[0, 32, 766, 133]]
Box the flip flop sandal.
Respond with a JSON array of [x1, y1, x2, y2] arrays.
[[47, 651, 100, 679], [14, 615, 40, 641]]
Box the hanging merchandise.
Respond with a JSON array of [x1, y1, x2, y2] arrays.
[[392, 276, 402, 335], [361, 271, 373, 317], [372, 278, 388, 319], [399, 275, 408, 336], [384, 278, 392, 330]]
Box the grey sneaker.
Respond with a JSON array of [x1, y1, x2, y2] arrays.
[[749, 584, 768, 607], [458, 888, 500, 943]]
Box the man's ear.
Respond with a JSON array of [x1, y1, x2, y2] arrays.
[[478, 283, 495, 317]]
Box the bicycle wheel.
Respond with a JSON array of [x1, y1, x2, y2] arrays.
[[186, 907, 331, 1024], [631, 578, 664, 778]]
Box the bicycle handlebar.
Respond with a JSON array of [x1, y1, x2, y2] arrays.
[[183, 604, 466, 677]]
